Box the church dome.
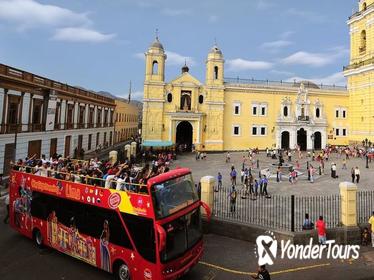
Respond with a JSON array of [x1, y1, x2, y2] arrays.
[[210, 45, 222, 55], [293, 80, 320, 89], [149, 37, 164, 51]]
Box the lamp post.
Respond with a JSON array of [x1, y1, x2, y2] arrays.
[[311, 132, 315, 154]]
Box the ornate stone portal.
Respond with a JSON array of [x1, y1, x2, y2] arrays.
[[276, 83, 327, 151]]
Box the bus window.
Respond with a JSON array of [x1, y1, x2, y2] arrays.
[[85, 205, 132, 249], [122, 213, 156, 263]]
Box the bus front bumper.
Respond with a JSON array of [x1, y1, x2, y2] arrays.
[[162, 240, 203, 280]]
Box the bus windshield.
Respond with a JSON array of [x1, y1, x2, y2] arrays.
[[151, 174, 199, 220]]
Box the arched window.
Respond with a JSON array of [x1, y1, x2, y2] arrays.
[[360, 30, 366, 53], [316, 108, 320, 118], [214, 66, 219, 80], [167, 93, 172, 103], [199, 95, 204, 104], [283, 106, 288, 117], [363, 2, 367, 11], [152, 60, 158, 74]]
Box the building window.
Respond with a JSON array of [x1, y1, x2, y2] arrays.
[[260, 127, 266, 135], [342, 110, 346, 118], [316, 108, 320, 118], [260, 105, 267, 116], [363, 2, 367, 11], [343, 129, 347, 136], [252, 126, 257, 135], [283, 106, 288, 117], [233, 125, 240, 136], [335, 110, 339, 118], [214, 66, 219, 80], [336, 129, 340, 136], [96, 132, 100, 147], [234, 104, 240, 115], [360, 30, 367, 53], [152, 60, 158, 74], [198, 95, 204, 104], [252, 106, 257, 116], [167, 93, 172, 103]]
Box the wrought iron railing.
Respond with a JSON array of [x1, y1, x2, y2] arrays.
[[213, 188, 341, 232], [224, 77, 347, 91], [343, 56, 374, 71], [357, 190, 374, 224]]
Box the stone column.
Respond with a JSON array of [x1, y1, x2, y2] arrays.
[[94, 106, 98, 128], [21, 93, 31, 132], [0, 88, 4, 125], [60, 100, 66, 130], [200, 176, 215, 211], [85, 104, 89, 128], [339, 182, 361, 244], [109, 150, 118, 164], [73, 102, 79, 129], [130, 141, 137, 157], [340, 182, 358, 227], [125, 144, 131, 159]]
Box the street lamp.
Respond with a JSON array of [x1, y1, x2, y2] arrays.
[[311, 133, 315, 154]]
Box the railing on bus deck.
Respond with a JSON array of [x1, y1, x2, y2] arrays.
[[11, 164, 149, 196]]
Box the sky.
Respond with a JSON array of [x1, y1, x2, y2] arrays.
[[0, 0, 359, 100]]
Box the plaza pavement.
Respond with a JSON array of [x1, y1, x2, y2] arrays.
[[171, 151, 374, 196]]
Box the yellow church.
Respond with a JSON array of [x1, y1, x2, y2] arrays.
[[142, 0, 371, 152]]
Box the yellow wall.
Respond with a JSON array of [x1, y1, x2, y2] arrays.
[[114, 99, 138, 143], [344, 1, 374, 143]]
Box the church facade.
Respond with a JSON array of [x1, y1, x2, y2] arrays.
[[141, 38, 349, 152]]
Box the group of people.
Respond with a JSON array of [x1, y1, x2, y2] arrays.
[[9, 153, 170, 193]]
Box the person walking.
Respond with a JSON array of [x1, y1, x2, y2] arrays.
[[216, 172, 222, 192], [342, 158, 347, 170], [230, 167, 237, 186], [369, 211, 374, 248], [316, 216, 327, 244], [331, 163, 336, 178], [229, 185, 237, 213], [226, 152, 231, 163], [251, 265, 271, 280], [240, 169, 245, 184], [3, 191, 9, 224], [351, 167, 355, 183], [261, 175, 269, 197], [309, 165, 314, 183], [355, 166, 360, 184]]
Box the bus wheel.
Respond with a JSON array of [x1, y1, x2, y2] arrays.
[[33, 228, 43, 248], [115, 262, 131, 280]]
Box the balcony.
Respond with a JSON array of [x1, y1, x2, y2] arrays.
[[343, 56, 374, 71], [28, 123, 44, 132], [0, 123, 21, 134], [359, 46, 366, 54], [297, 116, 310, 122]]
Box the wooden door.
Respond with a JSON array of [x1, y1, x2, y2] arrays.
[[50, 138, 57, 157], [28, 140, 41, 159], [3, 143, 15, 176], [78, 135, 83, 151], [65, 136, 71, 157]]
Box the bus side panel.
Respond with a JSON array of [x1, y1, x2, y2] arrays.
[[9, 173, 33, 240]]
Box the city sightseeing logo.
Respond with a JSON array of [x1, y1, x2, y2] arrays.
[[255, 231, 360, 266]]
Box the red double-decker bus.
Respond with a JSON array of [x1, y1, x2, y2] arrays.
[[9, 167, 210, 280]]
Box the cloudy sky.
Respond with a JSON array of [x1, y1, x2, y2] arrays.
[[0, 0, 358, 100]]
